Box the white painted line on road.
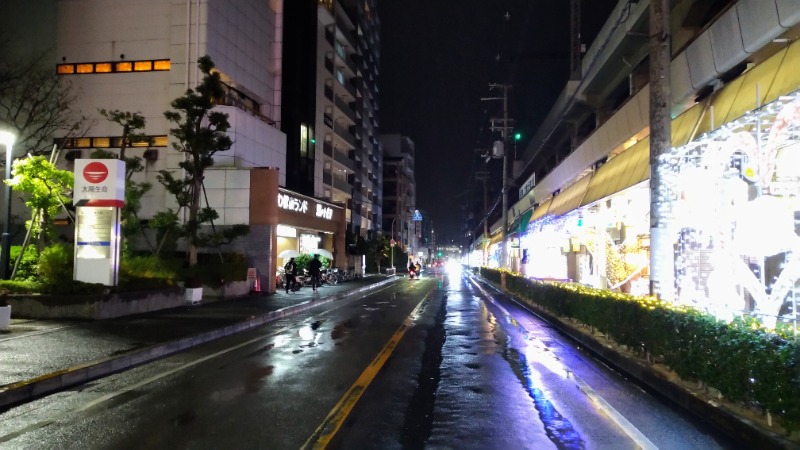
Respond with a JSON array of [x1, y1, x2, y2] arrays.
[[0, 280, 406, 444], [468, 277, 659, 450], [572, 373, 659, 450], [0, 324, 78, 343], [0, 323, 294, 443]]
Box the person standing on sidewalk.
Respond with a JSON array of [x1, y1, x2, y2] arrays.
[[309, 254, 322, 292], [284, 258, 298, 293]]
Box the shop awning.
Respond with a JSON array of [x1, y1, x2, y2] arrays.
[[581, 137, 650, 208], [508, 208, 534, 234], [530, 198, 552, 222], [547, 175, 592, 217], [672, 39, 800, 145], [571, 39, 800, 209]]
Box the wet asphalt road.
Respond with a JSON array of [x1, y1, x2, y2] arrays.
[[0, 267, 736, 449]]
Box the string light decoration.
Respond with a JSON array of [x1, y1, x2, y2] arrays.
[[517, 91, 800, 327], [663, 92, 800, 326]]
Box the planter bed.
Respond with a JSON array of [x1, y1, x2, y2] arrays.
[[6, 281, 250, 320]]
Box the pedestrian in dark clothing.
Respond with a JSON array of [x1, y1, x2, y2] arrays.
[[309, 254, 323, 292], [284, 258, 298, 293]]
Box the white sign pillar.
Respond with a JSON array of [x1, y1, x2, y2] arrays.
[[73, 160, 125, 286]]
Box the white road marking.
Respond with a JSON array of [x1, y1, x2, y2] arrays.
[[469, 277, 659, 450]]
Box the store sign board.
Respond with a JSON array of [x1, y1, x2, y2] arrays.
[[73, 206, 121, 286], [316, 204, 333, 220], [73, 159, 125, 204], [519, 174, 536, 199], [278, 193, 309, 213], [73, 160, 124, 286], [278, 192, 335, 221]]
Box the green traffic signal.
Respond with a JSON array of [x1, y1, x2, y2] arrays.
[[514, 133, 521, 141]]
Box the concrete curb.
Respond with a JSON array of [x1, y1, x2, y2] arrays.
[[0, 277, 399, 410], [476, 276, 799, 450]]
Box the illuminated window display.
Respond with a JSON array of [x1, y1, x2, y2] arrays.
[[520, 217, 570, 280], [660, 93, 800, 326]]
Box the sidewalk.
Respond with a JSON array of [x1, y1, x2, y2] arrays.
[[0, 275, 399, 409]]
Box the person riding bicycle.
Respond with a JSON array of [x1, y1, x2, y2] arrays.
[[284, 257, 298, 293], [309, 254, 323, 292]]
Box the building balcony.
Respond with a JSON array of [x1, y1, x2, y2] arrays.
[[334, 125, 356, 147], [341, 78, 358, 101], [333, 176, 352, 194], [333, 149, 355, 171], [334, 96, 357, 124], [211, 105, 285, 169], [340, 54, 357, 77]]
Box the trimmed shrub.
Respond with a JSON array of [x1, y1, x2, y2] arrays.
[[37, 243, 73, 286], [10, 245, 39, 281], [0, 279, 43, 294]]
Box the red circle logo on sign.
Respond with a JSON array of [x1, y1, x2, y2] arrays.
[[83, 162, 109, 184]]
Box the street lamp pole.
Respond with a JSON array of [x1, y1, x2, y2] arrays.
[[390, 217, 396, 270], [0, 131, 17, 280]]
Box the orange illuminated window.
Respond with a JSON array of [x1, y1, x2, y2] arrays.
[[56, 64, 75, 74], [75, 138, 91, 148], [60, 134, 170, 149], [92, 137, 110, 148], [76, 64, 94, 74], [58, 59, 171, 75], [134, 61, 152, 71], [153, 60, 171, 71]]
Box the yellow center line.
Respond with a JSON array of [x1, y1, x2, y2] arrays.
[[302, 291, 432, 449]]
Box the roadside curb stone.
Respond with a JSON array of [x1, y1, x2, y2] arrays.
[[0, 276, 399, 410]]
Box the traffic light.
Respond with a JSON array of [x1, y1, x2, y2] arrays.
[[437, 251, 442, 257], [514, 132, 521, 141]]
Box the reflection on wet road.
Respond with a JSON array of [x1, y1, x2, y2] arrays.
[[336, 268, 731, 449]]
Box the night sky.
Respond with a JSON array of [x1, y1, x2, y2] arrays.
[[379, 0, 617, 243]]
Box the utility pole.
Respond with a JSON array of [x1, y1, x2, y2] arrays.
[[482, 83, 513, 269], [569, 0, 582, 81], [649, 0, 673, 300]]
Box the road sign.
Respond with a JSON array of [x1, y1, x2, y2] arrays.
[[390, 239, 396, 246], [412, 210, 423, 221]]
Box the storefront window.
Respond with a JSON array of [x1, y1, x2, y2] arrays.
[[300, 233, 321, 254]]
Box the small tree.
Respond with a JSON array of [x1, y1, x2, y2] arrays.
[[91, 109, 153, 255], [158, 56, 246, 267], [366, 235, 391, 274], [4, 155, 73, 278]]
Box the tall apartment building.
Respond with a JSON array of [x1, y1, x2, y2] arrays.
[[282, 0, 382, 240], [380, 134, 417, 255], [469, 0, 800, 322]]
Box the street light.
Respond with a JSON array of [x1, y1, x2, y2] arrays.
[[390, 217, 397, 271], [0, 130, 17, 280]]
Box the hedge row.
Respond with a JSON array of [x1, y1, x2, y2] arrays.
[[481, 267, 800, 432]]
